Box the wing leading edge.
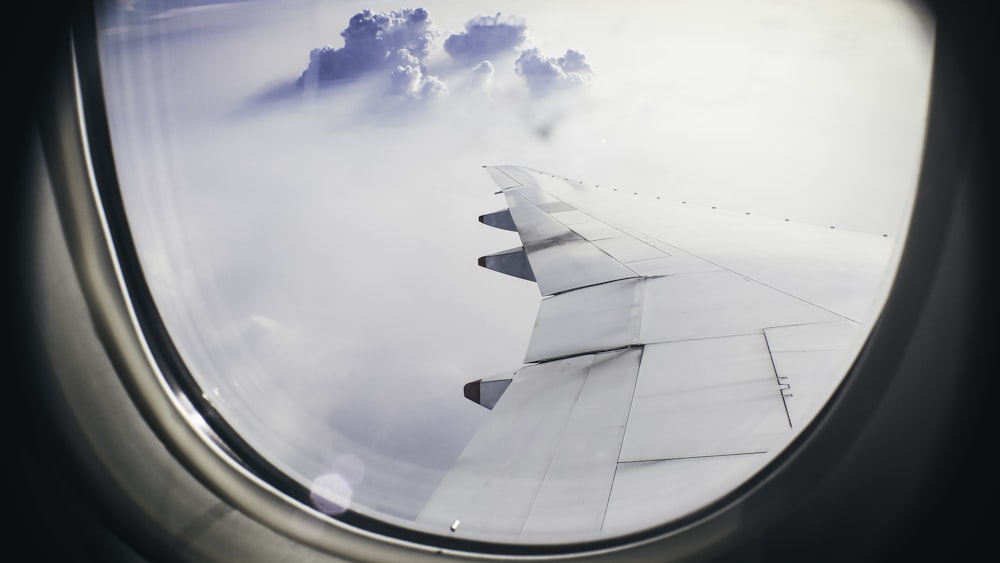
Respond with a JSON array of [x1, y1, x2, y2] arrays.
[[419, 166, 868, 540]]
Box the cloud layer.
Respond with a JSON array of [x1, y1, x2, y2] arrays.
[[443, 13, 528, 59]]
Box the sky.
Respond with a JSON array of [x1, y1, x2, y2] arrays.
[[98, 0, 933, 541]]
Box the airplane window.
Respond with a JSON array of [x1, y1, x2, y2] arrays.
[[94, 0, 932, 549]]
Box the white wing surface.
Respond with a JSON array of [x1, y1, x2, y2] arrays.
[[418, 165, 888, 540]]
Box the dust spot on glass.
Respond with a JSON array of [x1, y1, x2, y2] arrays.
[[309, 454, 366, 516], [309, 473, 352, 515]]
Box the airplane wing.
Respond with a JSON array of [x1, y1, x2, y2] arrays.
[[418, 165, 880, 540]]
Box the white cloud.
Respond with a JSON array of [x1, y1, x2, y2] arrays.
[[293, 8, 598, 105], [387, 63, 448, 99], [515, 48, 594, 96], [443, 13, 528, 59], [297, 8, 438, 88]]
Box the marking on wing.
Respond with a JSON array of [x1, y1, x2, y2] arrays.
[[763, 321, 861, 428], [762, 330, 794, 428]]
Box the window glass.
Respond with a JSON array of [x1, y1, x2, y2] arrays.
[[97, 0, 932, 544]]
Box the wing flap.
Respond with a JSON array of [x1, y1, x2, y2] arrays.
[[619, 335, 791, 462], [419, 350, 640, 537], [520, 349, 642, 536], [603, 454, 769, 533], [525, 278, 643, 363]]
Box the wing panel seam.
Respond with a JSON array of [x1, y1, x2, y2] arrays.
[[517, 354, 597, 535], [600, 345, 645, 532], [763, 330, 794, 429]]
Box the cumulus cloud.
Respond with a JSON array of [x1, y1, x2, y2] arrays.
[[294, 8, 591, 104], [443, 13, 528, 59], [515, 48, 594, 96], [387, 63, 448, 99], [298, 8, 439, 87], [468, 60, 495, 91]]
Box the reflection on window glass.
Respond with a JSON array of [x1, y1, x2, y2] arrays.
[[97, 0, 932, 544]]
